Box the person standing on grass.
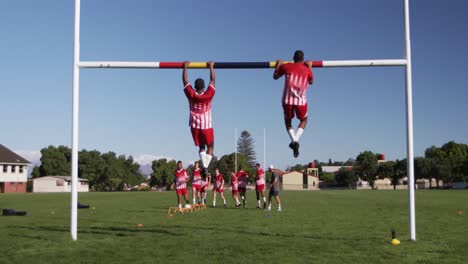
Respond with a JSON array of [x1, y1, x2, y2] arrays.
[[255, 163, 267, 209], [236, 166, 249, 208], [191, 161, 203, 204], [201, 173, 211, 205], [183, 61, 216, 174], [212, 168, 227, 207], [273, 50, 314, 158], [171, 161, 190, 211], [267, 165, 282, 212], [231, 171, 241, 207]]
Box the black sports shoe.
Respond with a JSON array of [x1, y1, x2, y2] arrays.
[[289, 142, 294, 149], [293, 141, 300, 158], [223, 204, 227, 208], [263, 202, 267, 209], [201, 167, 207, 177]]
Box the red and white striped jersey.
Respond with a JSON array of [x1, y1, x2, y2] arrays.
[[184, 84, 216, 129], [277, 63, 313, 106], [215, 174, 224, 189], [231, 174, 239, 190], [256, 168, 265, 186], [192, 168, 202, 186], [174, 169, 189, 190], [237, 170, 248, 188]]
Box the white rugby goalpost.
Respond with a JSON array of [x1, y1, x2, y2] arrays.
[[71, 0, 416, 241]]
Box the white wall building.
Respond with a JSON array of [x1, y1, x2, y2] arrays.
[[0, 144, 30, 193], [282, 169, 319, 190], [33, 176, 89, 193]]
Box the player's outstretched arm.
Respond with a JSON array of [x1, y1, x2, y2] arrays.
[[273, 59, 284, 80], [306, 60, 314, 84], [208, 61, 215, 87], [182, 61, 190, 86]]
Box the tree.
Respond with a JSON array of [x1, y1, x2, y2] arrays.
[[424, 142, 468, 185], [378, 161, 398, 189], [355, 151, 378, 189], [237, 130, 256, 167], [79, 150, 104, 190], [217, 153, 250, 184], [31, 166, 41, 178], [335, 167, 357, 188], [441, 141, 468, 182], [344, 158, 356, 166], [394, 159, 407, 188], [38, 145, 71, 176], [288, 164, 307, 172], [414, 157, 432, 186], [150, 159, 177, 190], [328, 158, 332, 166]]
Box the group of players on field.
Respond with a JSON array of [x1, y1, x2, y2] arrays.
[[174, 50, 314, 211], [171, 161, 283, 212]]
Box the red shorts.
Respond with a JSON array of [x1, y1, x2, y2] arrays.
[[256, 184, 265, 192], [283, 104, 308, 120], [232, 190, 239, 195], [238, 187, 247, 193], [191, 128, 214, 146], [213, 188, 224, 193], [176, 188, 188, 195], [192, 184, 202, 192]]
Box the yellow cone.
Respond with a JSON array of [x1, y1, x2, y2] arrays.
[[391, 238, 400, 245]]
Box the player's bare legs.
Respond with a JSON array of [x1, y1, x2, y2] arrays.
[[212, 190, 217, 207], [219, 192, 227, 207], [285, 116, 308, 158]]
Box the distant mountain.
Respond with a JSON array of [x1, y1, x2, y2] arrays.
[[139, 163, 153, 177]]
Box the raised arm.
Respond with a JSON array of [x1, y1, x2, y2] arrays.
[[208, 61, 215, 87], [273, 59, 284, 80], [182, 61, 189, 86], [306, 60, 313, 84]]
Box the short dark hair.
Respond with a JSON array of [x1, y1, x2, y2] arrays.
[[293, 50, 304, 62], [255, 163, 260, 167], [194, 78, 205, 91], [177, 160, 182, 164]]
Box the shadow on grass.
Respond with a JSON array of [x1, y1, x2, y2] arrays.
[[8, 225, 183, 238], [168, 224, 380, 243]]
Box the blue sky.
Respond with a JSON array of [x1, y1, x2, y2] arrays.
[[1, 0, 467, 171]]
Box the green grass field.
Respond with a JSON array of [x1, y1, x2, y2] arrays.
[[1, 190, 467, 264]]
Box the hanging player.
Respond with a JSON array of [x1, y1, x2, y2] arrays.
[[273, 50, 314, 158], [183, 61, 216, 173]]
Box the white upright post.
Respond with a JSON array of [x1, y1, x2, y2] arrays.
[[235, 128, 237, 173], [71, 0, 81, 241], [404, 0, 416, 241], [263, 128, 266, 171]]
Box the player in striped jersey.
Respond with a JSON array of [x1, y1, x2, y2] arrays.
[[231, 171, 241, 207], [255, 163, 267, 209], [236, 166, 249, 208], [191, 161, 203, 204], [183, 61, 216, 173], [212, 168, 227, 207], [171, 161, 190, 210], [200, 173, 211, 205], [273, 50, 314, 158]]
